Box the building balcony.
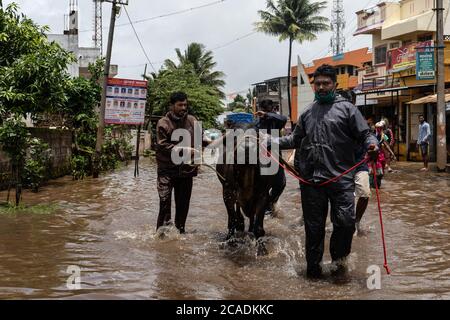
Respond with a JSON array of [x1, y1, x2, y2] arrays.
[[358, 65, 387, 81], [354, 5, 385, 36], [382, 10, 435, 40]]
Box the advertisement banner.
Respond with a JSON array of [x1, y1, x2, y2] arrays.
[[105, 78, 147, 125], [416, 50, 435, 80], [387, 40, 433, 73]]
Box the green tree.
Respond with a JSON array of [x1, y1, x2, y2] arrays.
[[246, 88, 256, 113], [164, 42, 226, 99], [147, 64, 223, 129], [0, 2, 75, 120], [0, 2, 75, 204], [255, 0, 329, 120], [0, 116, 29, 205], [228, 94, 247, 112]]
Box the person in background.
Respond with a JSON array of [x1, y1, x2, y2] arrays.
[[341, 90, 374, 235], [417, 115, 431, 172], [382, 119, 395, 173]]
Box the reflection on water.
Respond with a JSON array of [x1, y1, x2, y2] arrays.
[[0, 158, 449, 299]]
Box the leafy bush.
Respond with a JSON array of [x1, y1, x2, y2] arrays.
[[99, 126, 133, 172], [22, 138, 51, 192], [70, 155, 89, 180]]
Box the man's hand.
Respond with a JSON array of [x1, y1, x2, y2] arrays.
[[254, 111, 267, 118], [367, 144, 379, 162]]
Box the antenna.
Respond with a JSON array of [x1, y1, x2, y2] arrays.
[[330, 0, 345, 56], [93, 0, 103, 53]]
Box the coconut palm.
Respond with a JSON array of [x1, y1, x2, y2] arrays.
[[255, 0, 329, 121], [164, 42, 226, 98]]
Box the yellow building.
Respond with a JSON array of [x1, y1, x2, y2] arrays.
[[354, 0, 450, 162]]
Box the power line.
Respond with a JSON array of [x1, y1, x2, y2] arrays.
[[80, 0, 228, 33], [211, 31, 258, 50], [124, 6, 157, 73], [118, 30, 258, 71]]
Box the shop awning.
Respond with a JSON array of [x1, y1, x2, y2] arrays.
[[406, 93, 450, 105], [355, 84, 433, 95]]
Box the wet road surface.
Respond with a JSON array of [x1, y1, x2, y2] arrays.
[[0, 157, 449, 299]]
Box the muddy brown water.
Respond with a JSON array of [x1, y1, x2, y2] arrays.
[[0, 158, 449, 299]]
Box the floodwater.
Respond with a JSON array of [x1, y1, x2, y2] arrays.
[[0, 156, 449, 300]]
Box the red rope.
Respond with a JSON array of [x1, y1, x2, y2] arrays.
[[371, 162, 391, 275], [260, 144, 369, 187]]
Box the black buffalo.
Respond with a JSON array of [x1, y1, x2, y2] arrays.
[[214, 126, 277, 244]]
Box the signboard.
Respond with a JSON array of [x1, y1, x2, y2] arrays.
[[105, 78, 147, 125], [332, 53, 344, 61], [387, 40, 433, 73], [355, 95, 378, 107], [416, 50, 435, 80]]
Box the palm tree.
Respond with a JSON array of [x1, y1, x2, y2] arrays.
[[164, 42, 226, 98], [255, 0, 329, 121]]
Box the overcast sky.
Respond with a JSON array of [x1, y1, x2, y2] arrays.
[[4, 0, 381, 100]]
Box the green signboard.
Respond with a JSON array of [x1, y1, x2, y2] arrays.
[[416, 50, 435, 80]]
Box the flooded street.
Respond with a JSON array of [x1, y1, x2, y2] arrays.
[[0, 157, 449, 300]]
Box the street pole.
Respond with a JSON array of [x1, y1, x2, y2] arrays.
[[435, 0, 447, 171], [93, 0, 119, 178], [134, 63, 147, 178]]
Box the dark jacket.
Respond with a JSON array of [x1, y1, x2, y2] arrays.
[[278, 96, 377, 188], [156, 111, 198, 177], [255, 112, 287, 136]]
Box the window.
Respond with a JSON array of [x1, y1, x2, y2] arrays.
[[418, 34, 433, 42], [402, 39, 412, 47], [390, 42, 400, 49], [375, 45, 387, 64], [341, 67, 346, 74], [348, 66, 354, 75], [358, 15, 364, 29], [380, 6, 386, 21]]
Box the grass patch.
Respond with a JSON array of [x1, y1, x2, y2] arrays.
[[0, 202, 59, 215]]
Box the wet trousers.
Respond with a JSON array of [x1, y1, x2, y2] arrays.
[[300, 183, 356, 274], [157, 175, 193, 233]]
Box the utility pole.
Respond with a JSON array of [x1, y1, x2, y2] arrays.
[[93, 0, 128, 178], [435, 0, 447, 171]]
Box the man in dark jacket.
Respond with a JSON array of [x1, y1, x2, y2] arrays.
[[255, 99, 288, 216], [156, 91, 199, 234], [275, 65, 378, 278]]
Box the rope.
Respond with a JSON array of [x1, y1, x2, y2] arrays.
[[259, 143, 370, 187], [371, 162, 392, 275]]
